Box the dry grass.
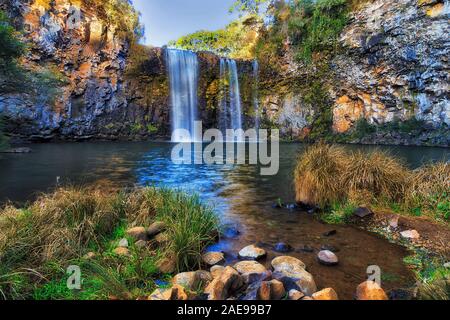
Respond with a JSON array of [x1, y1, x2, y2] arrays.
[[294, 143, 348, 206], [0, 186, 219, 300], [341, 150, 411, 203], [405, 162, 450, 221]]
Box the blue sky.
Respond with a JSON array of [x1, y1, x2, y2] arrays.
[[132, 0, 240, 47]]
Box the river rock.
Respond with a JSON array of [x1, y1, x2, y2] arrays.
[[274, 242, 293, 253], [170, 284, 189, 301], [312, 288, 339, 300], [202, 252, 225, 266], [172, 271, 212, 291], [353, 207, 374, 218], [234, 261, 267, 275], [356, 281, 388, 300], [272, 268, 317, 296], [400, 230, 420, 241], [210, 265, 225, 278], [269, 279, 286, 300], [204, 267, 244, 300], [317, 250, 339, 266], [271, 256, 306, 273], [288, 289, 305, 300], [298, 245, 315, 253], [118, 238, 129, 248], [238, 245, 267, 260], [147, 221, 166, 238], [154, 232, 170, 246], [113, 247, 130, 257], [126, 227, 147, 241], [135, 240, 148, 249], [156, 256, 177, 274]]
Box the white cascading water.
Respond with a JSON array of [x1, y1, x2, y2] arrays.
[[253, 60, 260, 137], [166, 49, 199, 142], [219, 58, 244, 141]]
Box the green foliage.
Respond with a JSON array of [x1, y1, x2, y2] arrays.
[[288, 0, 349, 63], [0, 10, 28, 97], [304, 80, 333, 140], [230, 0, 271, 15], [321, 202, 356, 224], [169, 16, 261, 59]]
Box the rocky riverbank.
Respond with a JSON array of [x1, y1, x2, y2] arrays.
[[148, 243, 389, 301]]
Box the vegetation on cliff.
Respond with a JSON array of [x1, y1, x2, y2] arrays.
[[168, 15, 261, 59], [0, 187, 219, 300]]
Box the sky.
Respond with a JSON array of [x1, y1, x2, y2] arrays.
[[132, 0, 240, 47]]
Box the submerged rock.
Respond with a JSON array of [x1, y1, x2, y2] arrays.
[[323, 230, 337, 237], [238, 245, 267, 260], [273, 242, 293, 253], [317, 250, 339, 266], [356, 281, 388, 300]]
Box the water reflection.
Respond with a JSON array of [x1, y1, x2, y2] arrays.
[[0, 142, 448, 299]]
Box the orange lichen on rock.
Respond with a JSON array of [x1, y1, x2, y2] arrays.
[[332, 95, 364, 133]]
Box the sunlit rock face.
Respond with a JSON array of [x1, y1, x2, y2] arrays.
[[332, 0, 449, 131], [258, 0, 449, 145]]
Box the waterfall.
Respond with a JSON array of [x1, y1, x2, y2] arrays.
[[166, 49, 199, 142], [219, 58, 244, 142], [253, 60, 260, 137]]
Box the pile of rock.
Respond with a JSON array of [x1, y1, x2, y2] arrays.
[[148, 243, 390, 301], [112, 222, 167, 258]]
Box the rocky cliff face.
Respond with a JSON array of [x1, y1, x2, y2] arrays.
[[258, 0, 449, 146], [1, 0, 448, 146], [0, 0, 254, 142]]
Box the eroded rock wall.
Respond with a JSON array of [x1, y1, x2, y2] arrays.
[[258, 0, 449, 146]]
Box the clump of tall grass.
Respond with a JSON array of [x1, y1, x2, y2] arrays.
[[0, 186, 219, 300], [293, 143, 448, 222], [405, 162, 450, 221], [154, 189, 219, 272], [294, 143, 348, 206], [341, 150, 410, 203]]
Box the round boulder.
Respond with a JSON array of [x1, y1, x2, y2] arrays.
[[317, 250, 339, 266], [356, 281, 388, 300], [271, 256, 306, 273], [202, 252, 225, 266], [238, 245, 267, 260]]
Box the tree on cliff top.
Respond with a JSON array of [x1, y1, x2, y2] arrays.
[[0, 10, 27, 97]]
